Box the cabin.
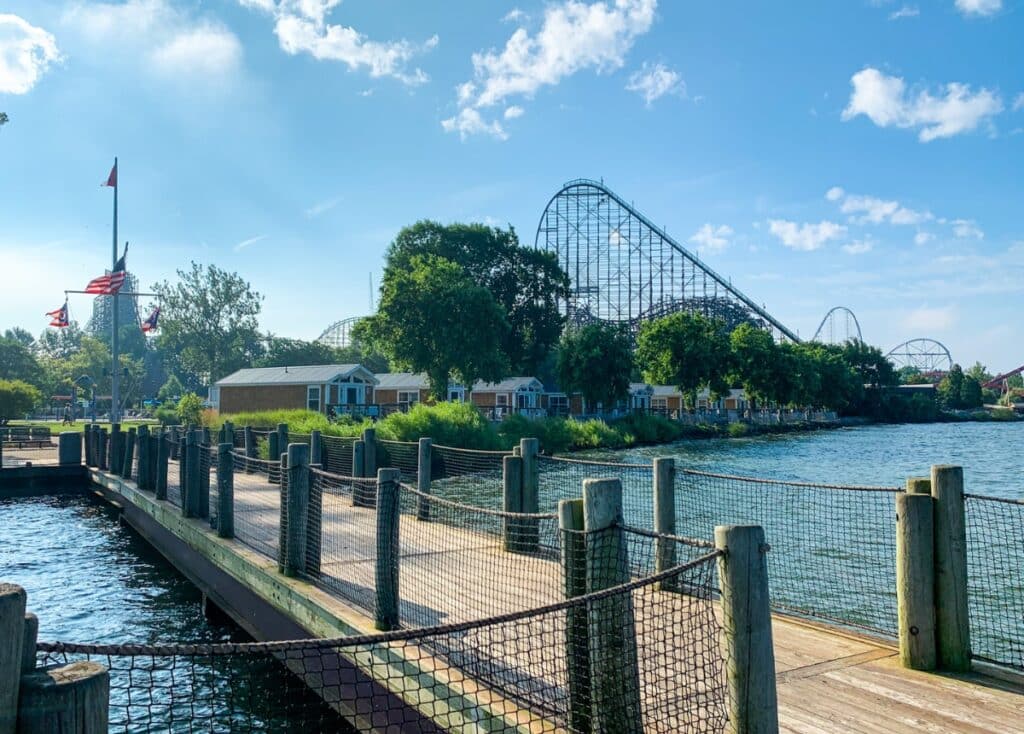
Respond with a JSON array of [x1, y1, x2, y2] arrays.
[[471, 377, 546, 418], [373, 373, 466, 408], [212, 364, 379, 416], [651, 385, 685, 416]]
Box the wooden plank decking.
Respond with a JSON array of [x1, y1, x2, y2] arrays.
[[159, 464, 1024, 732]]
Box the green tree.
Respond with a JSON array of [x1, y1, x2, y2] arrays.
[[965, 362, 991, 384], [36, 322, 84, 360], [938, 364, 966, 409], [729, 323, 779, 408], [355, 255, 510, 400], [0, 337, 42, 386], [839, 340, 897, 388], [555, 323, 634, 407], [0, 379, 41, 422], [3, 328, 34, 348], [961, 377, 983, 408], [157, 375, 185, 402], [383, 221, 569, 373], [153, 262, 263, 387], [635, 312, 731, 405], [255, 337, 341, 368], [176, 393, 204, 426]]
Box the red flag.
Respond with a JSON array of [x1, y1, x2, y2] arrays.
[[141, 306, 160, 333], [46, 302, 69, 328], [102, 161, 117, 188], [85, 248, 127, 295]]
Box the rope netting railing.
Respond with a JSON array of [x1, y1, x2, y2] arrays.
[[231, 451, 284, 560], [321, 435, 355, 476], [965, 493, 1024, 671], [540, 456, 654, 518], [37, 538, 726, 734], [427, 444, 511, 507], [378, 439, 419, 480]]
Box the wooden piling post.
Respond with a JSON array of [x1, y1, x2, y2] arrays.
[[148, 433, 159, 492], [267, 432, 280, 484], [21, 613, 38, 675], [896, 492, 937, 670], [97, 429, 108, 471], [310, 429, 322, 466], [583, 478, 642, 733], [353, 440, 365, 477], [907, 477, 931, 495], [108, 424, 121, 475], [121, 428, 136, 480], [83, 426, 94, 467], [184, 430, 200, 518], [17, 661, 110, 734], [217, 443, 234, 539], [352, 440, 374, 507], [276, 423, 288, 464], [558, 499, 590, 733], [136, 426, 150, 489], [416, 437, 432, 521], [502, 455, 524, 552], [307, 460, 323, 579], [931, 464, 971, 672], [284, 443, 310, 577], [363, 428, 377, 478], [58, 432, 81, 467], [375, 467, 401, 631], [653, 457, 677, 591], [519, 438, 540, 552], [155, 432, 169, 501], [198, 438, 210, 520], [243, 426, 256, 471], [1, 583, 27, 733], [715, 524, 779, 734]]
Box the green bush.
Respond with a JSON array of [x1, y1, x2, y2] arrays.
[[0, 379, 41, 421], [380, 402, 500, 449], [613, 414, 685, 444], [210, 408, 370, 437], [727, 422, 751, 438], [155, 403, 180, 426], [176, 393, 204, 427]]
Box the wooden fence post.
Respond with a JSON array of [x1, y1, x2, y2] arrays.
[[148, 433, 159, 492], [198, 436, 210, 520], [931, 464, 971, 672], [896, 491, 936, 670], [97, 429, 108, 471], [243, 427, 255, 473], [284, 443, 310, 577], [363, 428, 377, 479], [375, 468, 401, 631], [1, 583, 26, 733], [184, 430, 200, 519], [155, 432, 169, 501], [519, 438, 540, 552], [84, 426, 95, 467], [121, 428, 136, 480], [306, 463, 323, 579], [653, 457, 677, 591], [352, 441, 375, 507], [58, 433, 81, 467], [416, 437, 432, 521], [559, 498, 590, 734], [136, 426, 150, 489], [108, 424, 121, 475], [310, 430, 322, 467], [502, 455, 524, 552], [267, 432, 280, 484], [715, 524, 779, 734], [217, 443, 234, 539], [583, 478, 642, 733], [276, 423, 288, 464]]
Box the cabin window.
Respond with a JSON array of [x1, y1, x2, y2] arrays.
[[307, 386, 321, 412], [496, 394, 509, 406], [398, 390, 419, 405], [652, 397, 668, 409], [548, 395, 568, 411]]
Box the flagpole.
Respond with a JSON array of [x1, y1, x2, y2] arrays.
[[111, 156, 120, 424]]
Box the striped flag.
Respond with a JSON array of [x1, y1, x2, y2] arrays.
[[141, 306, 160, 333], [103, 161, 117, 188], [85, 247, 127, 295], [46, 301, 69, 328]]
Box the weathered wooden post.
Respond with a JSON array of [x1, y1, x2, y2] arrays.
[[136, 425, 150, 489], [267, 432, 280, 485], [352, 440, 374, 507], [97, 429, 108, 471], [306, 462, 323, 579], [558, 498, 590, 733], [353, 440, 365, 477], [276, 423, 288, 463], [583, 478, 642, 733], [243, 426, 256, 468], [284, 444, 310, 578], [148, 432, 159, 492], [416, 437, 432, 521], [1, 583, 26, 732], [363, 427, 377, 479], [58, 432, 81, 467], [184, 430, 201, 518], [108, 424, 121, 475], [121, 427, 136, 480], [931, 464, 971, 672], [310, 429, 322, 466], [198, 438, 211, 520], [375, 468, 401, 631], [83, 426, 94, 467], [217, 443, 234, 539], [519, 438, 540, 552], [715, 524, 779, 734], [502, 455, 525, 552], [155, 432, 169, 501], [653, 457, 677, 591], [896, 482, 936, 670]]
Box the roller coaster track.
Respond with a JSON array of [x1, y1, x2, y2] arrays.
[[534, 179, 800, 342]]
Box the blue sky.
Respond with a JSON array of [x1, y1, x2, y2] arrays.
[[1, 0, 1022, 371]]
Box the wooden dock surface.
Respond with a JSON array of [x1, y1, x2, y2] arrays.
[[163, 464, 1024, 732]]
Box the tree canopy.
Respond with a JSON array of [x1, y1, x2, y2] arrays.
[[636, 312, 731, 404], [355, 254, 510, 400], [556, 322, 634, 407], [0, 379, 40, 422]]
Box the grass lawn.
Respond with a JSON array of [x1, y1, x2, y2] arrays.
[[6, 419, 159, 433]]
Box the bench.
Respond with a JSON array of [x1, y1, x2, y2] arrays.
[[0, 426, 54, 448]]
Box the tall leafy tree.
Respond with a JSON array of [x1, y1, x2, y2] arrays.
[[0, 337, 42, 386], [555, 323, 634, 407], [0, 379, 40, 422], [729, 323, 779, 408], [255, 337, 341, 368], [36, 322, 84, 360], [153, 262, 263, 387], [383, 221, 569, 374], [636, 312, 731, 405], [3, 328, 34, 348], [938, 364, 966, 409], [355, 255, 509, 400]]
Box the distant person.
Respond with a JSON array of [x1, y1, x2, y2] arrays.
[[62, 405, 73, 425], [327, 405, 337, 422]]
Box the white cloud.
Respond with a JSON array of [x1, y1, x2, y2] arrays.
[[842, 67, 1003, 142], [305, 196, 342, 218], [444, 0, 656, 139], [1014, 93, 1024, 112], [905, 304, 957, 331], [64, 0, 241, 81], [626, 62, 685, 106], [504, 105, 524, 119], [889, 6, 920, 19], [826, 187, 931, 225], [502, 8, 528, 23], [842, 240, 873, 255], [768, 220, 846, 251], [0, 14, 61, 94], [914, 231, 934, 245], [239, 0, 436, 85], [689, 224, 733, 253], [825, 186, 845, 202], [952, 218, 984, 239], [233, 234, 268, 252], [955, 0, 1001, 17]]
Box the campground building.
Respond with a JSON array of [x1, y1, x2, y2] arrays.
[[211, 364, 379, 415]]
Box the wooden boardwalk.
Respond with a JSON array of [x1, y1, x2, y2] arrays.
[[167, 463, 1024, 732]]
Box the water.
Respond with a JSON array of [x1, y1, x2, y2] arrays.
[[0, 493, 352, 732]]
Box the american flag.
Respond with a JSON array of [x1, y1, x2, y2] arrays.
[[141, 306, 160, 333], [46, 301, 69, 328], [85, 249, 127, 295]]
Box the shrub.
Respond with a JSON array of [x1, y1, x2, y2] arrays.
[[613, 414, 684, 444], [381, 402, 500, 449], [727, 422, 751, 438], [0, 379, 41, 421], [176, 393, 204, 427], [155, 403, 179, 426]]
